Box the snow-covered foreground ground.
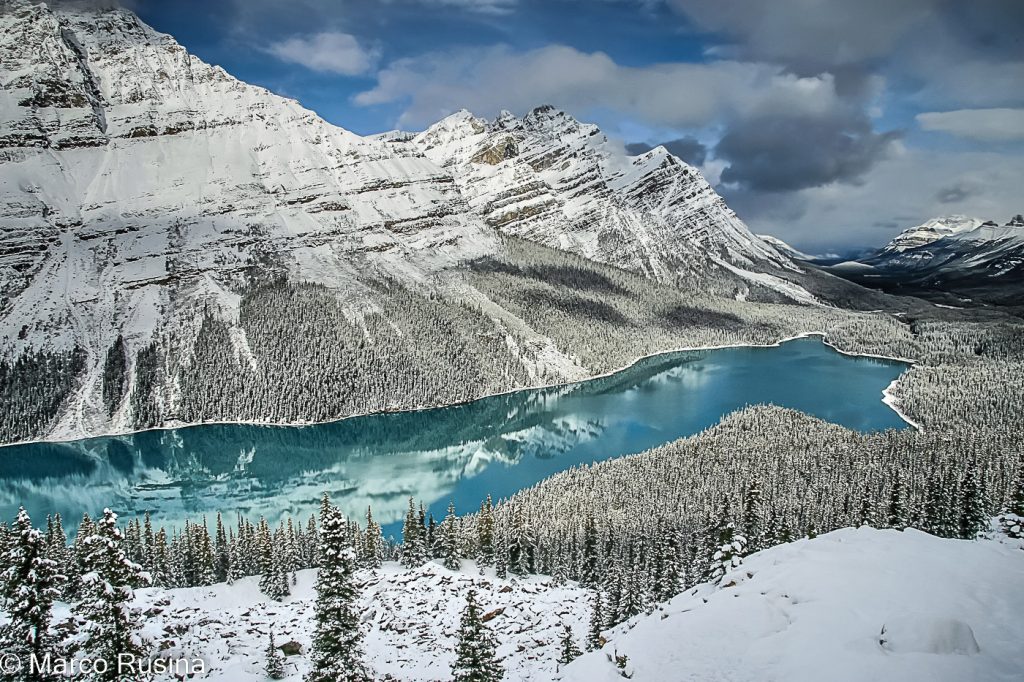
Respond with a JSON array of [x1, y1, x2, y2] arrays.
[[102, 528, 1021, 682], [132, 561, 589, 682], [564, 527, 1024, 682]]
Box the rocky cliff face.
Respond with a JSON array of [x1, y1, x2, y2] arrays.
[[386, 107, 790, 283], [0, 0, 805, 442]]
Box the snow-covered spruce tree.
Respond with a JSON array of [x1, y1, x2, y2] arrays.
[[306, 502, 368, 682], [214, 513, 230, 583], [557, 625, 582, 669], [44, 512, 72, 600], [586, 590, 604, 651], [999, 455, 1024, 538], [69, 513, 95, 599], [74, 509, 150, 682], [401, 498, 426, 568], [441, 501, 461, 571], [886, 469, 907, 530], [360, 507, 383, 570], [452, 589, 504, 682], [708, 522, 746, 583], [507, 504, 534, 576], [580, 512, 599, 588], [476, 496, 495, 568], [265, 632, 285, 680], [258, 518, 287, 601], [959, 462, 988, 539], [0, 507, 64, 682], [741, 480, 763, 551]]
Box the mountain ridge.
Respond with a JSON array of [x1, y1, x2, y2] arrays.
[[0, 0, 842, 444]]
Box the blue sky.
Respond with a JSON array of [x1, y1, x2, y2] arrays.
[[131, 0, 1024, 252]]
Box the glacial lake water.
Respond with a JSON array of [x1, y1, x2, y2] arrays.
[[0, 336, 910, 537]]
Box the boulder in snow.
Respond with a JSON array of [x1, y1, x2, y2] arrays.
[[879, 614, 980, 655]]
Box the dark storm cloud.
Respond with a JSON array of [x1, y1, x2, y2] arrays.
[[714, 111, 901, 193], [935, 184, 977, 204], [625, 137, 707, 166], [666, 0, 1024, 73]]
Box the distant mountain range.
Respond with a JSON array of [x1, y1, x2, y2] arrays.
[[812, 214, 1024, 307]]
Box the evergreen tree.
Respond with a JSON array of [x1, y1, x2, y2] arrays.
[[0, 508, 64, 682], [580, 512, 599, 588], [858, 489, 876, 527], [507, 505, 534, 576], [476, 496, 495, 568], [886, 470, 907, 529], [306, 502, 368, 682], [265, 632, 286, 680], [741, 479, 763, 551], [360, 507, 383, 570], [215, 513, 230, 583], [1007, 455, 1024, 517], [74, 509, 150, 682], [959, 462, 987, 539], [451, 589, 503, 682], [708, 522, 746, 583], [44, 512, 71, 600], [401, 498, 425, 568], [586, 590, 604, 651], [141, 512, 154, 573], [441, 501, 461, 571], [556, 625, 582, 669]]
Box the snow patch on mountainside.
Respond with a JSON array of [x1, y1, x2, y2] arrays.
[[562, 527, 1024, 682]]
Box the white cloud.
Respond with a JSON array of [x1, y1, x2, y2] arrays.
[[420, 0, 517, 14], [267, 31, 380, 76], [732, 147, 1024, 252], [354, 44, 845, 130], [916, 108, 1024, 142]]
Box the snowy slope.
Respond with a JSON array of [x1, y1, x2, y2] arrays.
[[563, 527, 1024, 682], [384, 107, 794, 283], [42, 527, 1022, 682], [757, 234, 815, 261], [128, 561, 590, 682]]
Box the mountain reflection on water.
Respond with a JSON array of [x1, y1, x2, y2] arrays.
[[0, 337, 910, 536]]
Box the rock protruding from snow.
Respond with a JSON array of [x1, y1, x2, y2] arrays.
[[879, 614, 981, 656]]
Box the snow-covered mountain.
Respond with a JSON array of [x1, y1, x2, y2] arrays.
[[0, 0, 802, 443], [879, 215, 988, 254], [859, 214, 1024, 280], [381, 107, 792, 282], [756, 233, 815, 261], [823, 214, 1024, 304]]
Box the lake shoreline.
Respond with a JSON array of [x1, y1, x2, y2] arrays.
[[0, 331, 919, 450]]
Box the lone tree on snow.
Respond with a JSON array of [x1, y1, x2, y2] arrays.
[[452, 589, 504, 682], [305, 498, 369, 682]]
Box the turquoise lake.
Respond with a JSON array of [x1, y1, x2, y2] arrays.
[[0, 336, 910, 536]]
